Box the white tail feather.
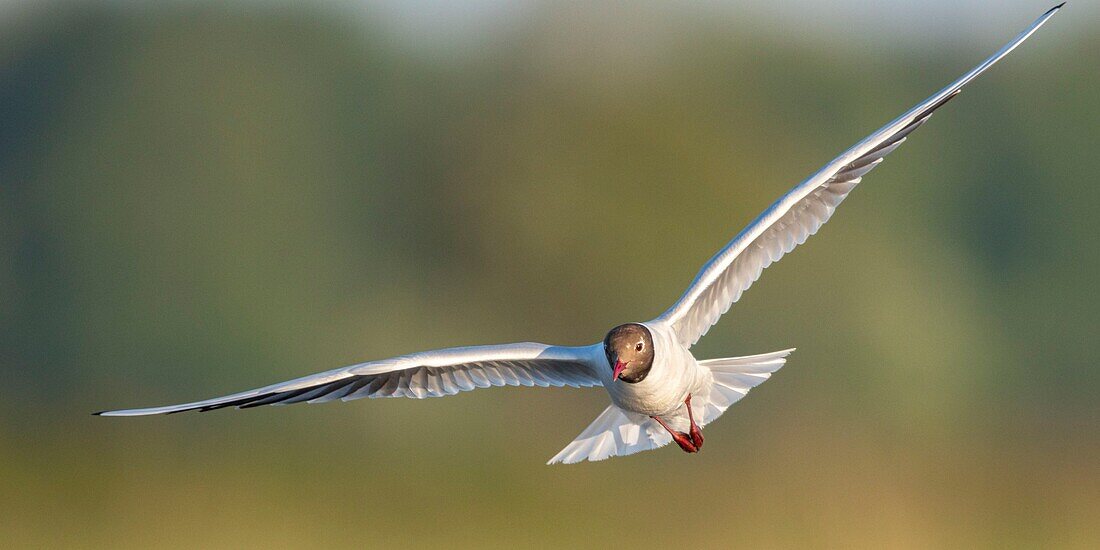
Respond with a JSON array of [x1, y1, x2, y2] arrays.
[[695, 348, 793, 427]]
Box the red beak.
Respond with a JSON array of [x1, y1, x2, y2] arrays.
[[612, 360, 628, 381]]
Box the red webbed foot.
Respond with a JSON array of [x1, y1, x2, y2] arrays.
[[670, 430, 699, 453], [685, 394, 704, 450], [689, 424, 704, 450], [652, 414, 699, 454]]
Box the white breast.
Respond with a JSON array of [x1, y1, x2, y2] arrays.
[[602, 321, 708, 417]]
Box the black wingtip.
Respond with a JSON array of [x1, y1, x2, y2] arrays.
[[1047, 2, 1066, 14], [91, 411, 105, 416]]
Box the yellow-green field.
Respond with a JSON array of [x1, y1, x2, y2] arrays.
[[1, 2, 1097, 548]]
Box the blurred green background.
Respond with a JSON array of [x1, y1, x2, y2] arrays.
[[2, 1, 1097, 547]]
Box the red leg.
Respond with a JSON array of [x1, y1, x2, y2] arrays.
[[685, 394, 704, 450], [651, 415, 698, 453]]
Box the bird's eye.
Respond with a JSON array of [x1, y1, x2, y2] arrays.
[[635, 342, 644, 352]]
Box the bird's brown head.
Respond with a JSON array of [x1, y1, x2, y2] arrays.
[[603, 323, 654, 383]]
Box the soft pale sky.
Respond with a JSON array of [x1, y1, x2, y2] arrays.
[[2, 1, 1090, 49], [355, 1, 1089, 47]]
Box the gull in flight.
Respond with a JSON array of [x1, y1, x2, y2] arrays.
[[97, 5, 1064, 464]]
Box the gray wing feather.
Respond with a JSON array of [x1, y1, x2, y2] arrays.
[[655, 6, 1062, 347], [95, 343, 601, 416]]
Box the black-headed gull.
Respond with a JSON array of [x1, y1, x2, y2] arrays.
[[96, 5, 1064, 464]]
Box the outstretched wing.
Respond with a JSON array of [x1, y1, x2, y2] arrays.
[[655, 5, 1064, 348], [95, 342, 602, 416]]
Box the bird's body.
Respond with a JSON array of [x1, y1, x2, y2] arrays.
[[96, 6, 1065, 464], [602, 323, 700, 417]]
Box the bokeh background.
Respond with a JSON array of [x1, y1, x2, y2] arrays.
[[2, 0, 1097, 547]]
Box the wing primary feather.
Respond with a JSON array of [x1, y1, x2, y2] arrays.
[[199, 393, 276, 412], [239, 388, 313, 409], [654, 7, 1061, 348], [311, 377, 368, 403], [93, 344, 598, 415]]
